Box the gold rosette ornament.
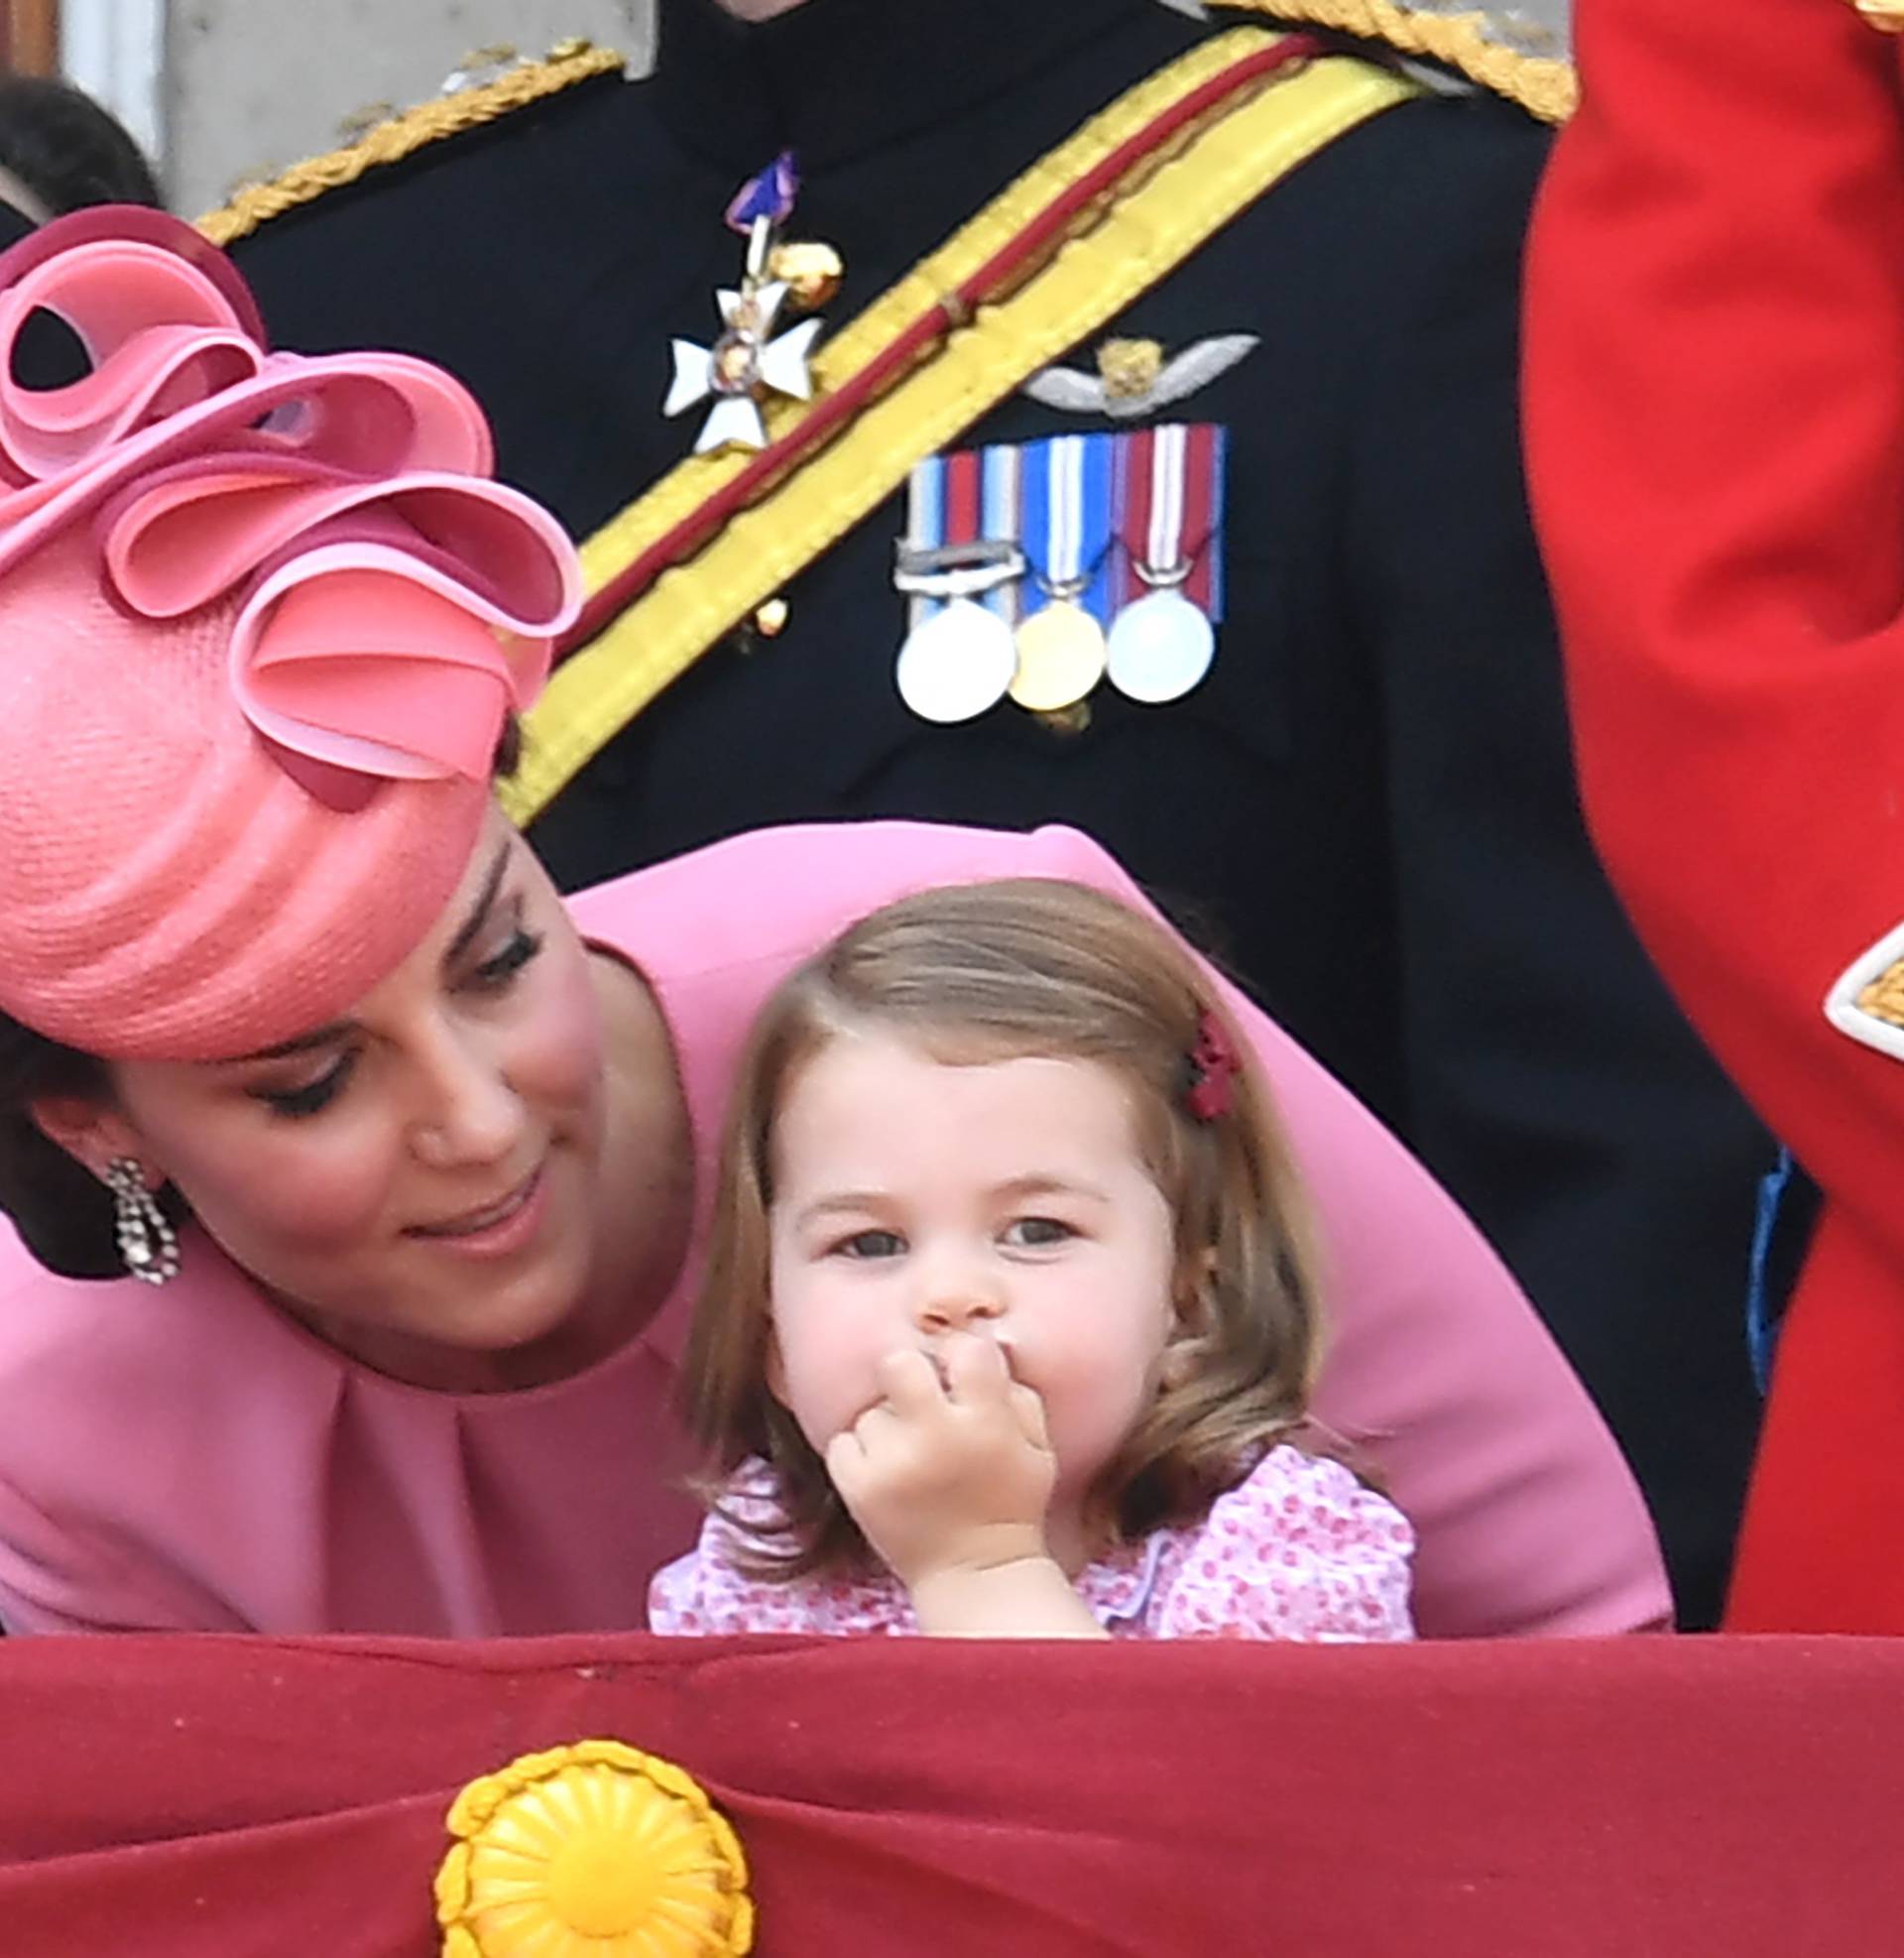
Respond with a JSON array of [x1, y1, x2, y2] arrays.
[[435, 1741, 755, 1958]]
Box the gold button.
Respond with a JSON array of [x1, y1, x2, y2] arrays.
[[769, 240, 845, 311]]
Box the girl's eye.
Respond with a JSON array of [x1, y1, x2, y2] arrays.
[[469, 927, 543, 992], [1004, 1216, 1075, 1249], [250, 1050, 358, 1120], [834, 1229, 906, 1261]]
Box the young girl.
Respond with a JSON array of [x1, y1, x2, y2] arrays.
[[651, 878, 1414, 1641]]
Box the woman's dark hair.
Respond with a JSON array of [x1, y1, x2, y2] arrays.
[[0, 1019, 133, 1278], [0, 75, 161, 217]]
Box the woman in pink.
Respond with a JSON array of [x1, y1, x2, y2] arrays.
[[0, 210, 1666, 1639], [652, 880, 1415, 1641]]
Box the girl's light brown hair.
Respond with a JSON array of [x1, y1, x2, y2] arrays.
[[680, 878, 1324, 1578]]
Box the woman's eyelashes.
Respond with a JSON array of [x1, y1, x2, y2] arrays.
[[249, 924, 544, 1119], [467, 924, 543, 992], [251, 1048, 360, 1120]]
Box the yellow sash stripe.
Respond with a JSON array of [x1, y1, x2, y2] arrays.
[[506, 32, 1417, 824]]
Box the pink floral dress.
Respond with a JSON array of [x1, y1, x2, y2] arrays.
[[650, 1445, 1415, 1641]]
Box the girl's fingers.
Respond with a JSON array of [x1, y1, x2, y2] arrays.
[[834, 1404, 914, 1500], [852, 1402, 902, 1453], [1008, 1380, 1051, 1450], [876, 1346, 945, 1413], [939, 1328, 1010, 1404], [824, 1428, 866, 1497]]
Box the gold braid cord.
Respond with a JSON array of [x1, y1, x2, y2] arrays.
[[1223, 0, 1575, 123], [1857, 959, 1904, 1030], [196, 45, 627, 248]]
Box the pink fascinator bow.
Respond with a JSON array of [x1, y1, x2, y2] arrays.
[[0, 210, 585, 1060], [0, 206, 580, 797]]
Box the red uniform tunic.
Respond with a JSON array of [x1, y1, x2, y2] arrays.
[[1526, 0, 1904, 1626]]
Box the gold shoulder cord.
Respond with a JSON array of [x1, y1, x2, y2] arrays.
[[1224, 0, 1576, 122], [197, 45, 626, 249], [507, 31, 1419, 823]]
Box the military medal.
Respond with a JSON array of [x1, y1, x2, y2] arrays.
[[664, 152, 830, 453], [1012, 433, 1113, 711], [895, 597, 1017, 723], [1011, 590, 1106, 712], [893, 447, 1022, 723], [1108, 580, 1214, 703], [1107, 423, 1225, 704]]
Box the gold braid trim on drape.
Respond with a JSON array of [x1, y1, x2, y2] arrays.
[[1222, 0, 1575, 122], [195, 45, 627, 248]]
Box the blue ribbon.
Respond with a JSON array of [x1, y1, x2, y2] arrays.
[[1018, 431, 1117, 627], [725, 151, 800, 233]]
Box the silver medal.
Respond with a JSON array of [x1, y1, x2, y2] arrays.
[[1106, 585, 1216, 704], [895, 598, 1018, 724]]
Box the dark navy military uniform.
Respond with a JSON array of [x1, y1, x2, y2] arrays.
[[231, 0, 1770, 1626]]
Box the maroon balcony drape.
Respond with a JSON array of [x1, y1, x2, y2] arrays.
[[1, 1632, 1897, 1955]]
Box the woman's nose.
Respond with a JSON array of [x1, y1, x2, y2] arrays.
[[409, 1027, 522, 1168]]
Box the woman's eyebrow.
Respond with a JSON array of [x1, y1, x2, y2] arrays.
[[232, 1019, 354, 1063], [443, 842, 514, 967]]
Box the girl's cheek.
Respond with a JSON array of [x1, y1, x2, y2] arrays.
[[778, 1294, 892, 1437]]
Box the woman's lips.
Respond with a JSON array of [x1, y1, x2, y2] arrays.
[[406, 1163, 548, 1254]]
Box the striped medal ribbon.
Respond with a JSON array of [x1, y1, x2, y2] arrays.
[[1011, 432, 1116, 712], [892, 447, 1022, 724], [1106, 422, 1224, 704]]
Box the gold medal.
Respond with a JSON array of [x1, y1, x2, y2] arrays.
[[1009, 599, 1106, 712]]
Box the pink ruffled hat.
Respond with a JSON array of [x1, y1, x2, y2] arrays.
[[0, 209, 582, 1060]]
